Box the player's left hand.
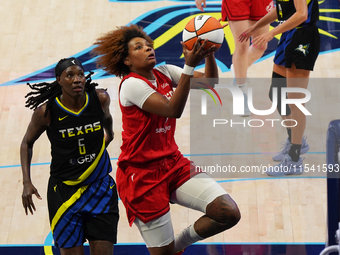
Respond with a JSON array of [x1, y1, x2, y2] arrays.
[[238, 25, 257, 43], [250, 32, 274, 49]]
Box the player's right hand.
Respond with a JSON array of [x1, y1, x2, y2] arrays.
[[22, 182, 42, 215], [181, 38, 216, 68]]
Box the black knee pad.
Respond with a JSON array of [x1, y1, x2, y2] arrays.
[[269, 72, 291, 116]]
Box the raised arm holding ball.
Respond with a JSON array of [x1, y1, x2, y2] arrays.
[[92, 24, 240, 255]]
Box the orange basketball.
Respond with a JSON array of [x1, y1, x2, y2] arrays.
[[182, 15, 224, 51]]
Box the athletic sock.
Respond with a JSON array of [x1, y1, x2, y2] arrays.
[[237, 83, 247, 94], [288, 143, 302, 162], [287, 128, 292, 142], [174, 225, 204, 252]]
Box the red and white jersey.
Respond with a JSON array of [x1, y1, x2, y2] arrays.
[[118, 65, 182, 164]]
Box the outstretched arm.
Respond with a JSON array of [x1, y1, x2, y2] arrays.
[[241, 0, 308, 47], [20, 106, 49, 215], [262, 0, 307, 38], [193, 54, 218, 79], [238, 7, 278, 43], [142, 39, 215, 118]]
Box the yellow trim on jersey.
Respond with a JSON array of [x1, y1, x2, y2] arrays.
[[55, 92, 89, 116], [51, 184, 89, 233], [63, 137, 106, 186]]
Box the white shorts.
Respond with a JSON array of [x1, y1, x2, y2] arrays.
[[133, 173, 228, 247]]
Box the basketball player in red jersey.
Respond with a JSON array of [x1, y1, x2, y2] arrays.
[[196, 0, 274, 116], [92, 24, 240, 255]]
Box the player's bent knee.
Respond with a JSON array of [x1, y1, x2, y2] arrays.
[[207, 194, 241, 227], [261, 43, 268, 52], [235, 43, 249, 55]]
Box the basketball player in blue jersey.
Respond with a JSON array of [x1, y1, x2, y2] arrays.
[[239, 0, 320, 175], [20, 57, 119, 255]]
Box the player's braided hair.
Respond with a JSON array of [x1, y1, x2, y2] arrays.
[[25, 59, 98, 117], [92, 24, 153, 78]]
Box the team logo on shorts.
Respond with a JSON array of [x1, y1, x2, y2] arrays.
[[295, 44, 310, 56]]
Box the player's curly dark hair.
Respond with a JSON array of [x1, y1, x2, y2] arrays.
[[25, 59, 98, 117], [91, 24, 153, 78]]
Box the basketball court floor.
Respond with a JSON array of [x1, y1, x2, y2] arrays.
[[1, 0, 340, 254]]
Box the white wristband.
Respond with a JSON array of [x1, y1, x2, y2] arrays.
[[183, 64, 195, 76]]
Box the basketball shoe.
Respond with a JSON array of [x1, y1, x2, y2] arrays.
[[272, 136, 309, 162], [266, 154, 304, 176], [230, 64, 236, 86], [230, 64, 251, 116]]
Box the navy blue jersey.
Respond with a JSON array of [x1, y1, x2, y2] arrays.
[[274, 0, 320, 69], [276, 0, 319, 26], [47, 90, 111, 185]]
